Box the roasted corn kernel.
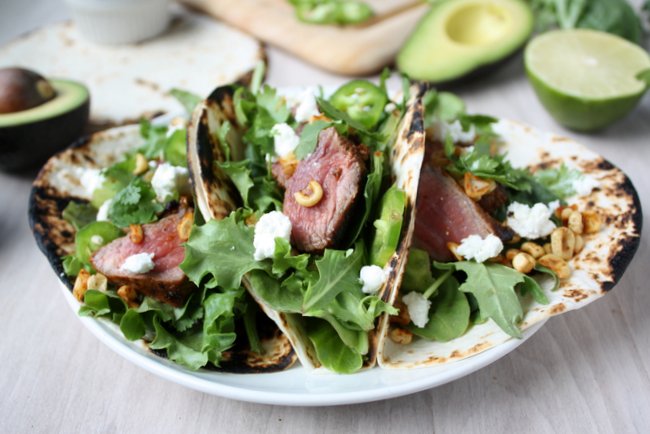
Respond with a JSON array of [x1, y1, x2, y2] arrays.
[[177, 210, 194, 241], [568, 211, 584, 234], [129, 224, 144, 244], [521, 241, 545, 259], [389, 328, 413, 345], [294, 180, 324, 207], [512, 252, 536, 274], [133, 153, 148, 176], [583, 210, 602, 234], [538, 254, 571, 279], [72, 269, 90, 302], [551, 227, 575, 260]]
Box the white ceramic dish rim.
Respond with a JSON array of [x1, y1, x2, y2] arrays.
[[61, 282, 545, 406]]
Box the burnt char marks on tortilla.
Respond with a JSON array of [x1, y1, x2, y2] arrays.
[[413, 164, 513, 261], [29, 186, 79, 289], [91, 208, 194, 307], [282, 127, 367, 253]]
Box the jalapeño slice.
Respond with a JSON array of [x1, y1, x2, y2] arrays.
[[329, 80, 388, 130]]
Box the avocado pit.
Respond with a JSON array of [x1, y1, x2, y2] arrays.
[[0, 68, 56, 114]]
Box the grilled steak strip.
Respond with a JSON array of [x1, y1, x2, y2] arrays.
[[281, 127, 367, 253], [414, 164, 514, 262], [91, 208, 194, 306]]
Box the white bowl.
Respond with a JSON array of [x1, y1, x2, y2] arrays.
[[65, 0, 170, 45]]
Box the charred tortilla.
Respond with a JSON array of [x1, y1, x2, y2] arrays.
[[29, 123, 296, 373], [378, 118, 642, 368]]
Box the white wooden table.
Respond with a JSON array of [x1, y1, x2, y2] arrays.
[[2, 1, 649, 432]]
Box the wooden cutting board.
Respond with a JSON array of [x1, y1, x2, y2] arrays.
[[181, 0, 429, 75]]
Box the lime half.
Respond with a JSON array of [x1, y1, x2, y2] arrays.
[[525, 29, 650, 132]]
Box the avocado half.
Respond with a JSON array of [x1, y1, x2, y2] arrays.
[[0, 79, 89, 171], [397, 0, 534, 83]]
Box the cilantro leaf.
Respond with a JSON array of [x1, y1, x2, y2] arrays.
[[533, 164, 582, 199], [107, 178, 163, 227]]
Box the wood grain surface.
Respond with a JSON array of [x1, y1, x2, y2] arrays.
[[1, 1, 649, 433]]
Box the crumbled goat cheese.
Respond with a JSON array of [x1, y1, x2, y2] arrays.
[[253, 211, 293, 261], [456, 234, 504, 263], [120, 252, 155, 274], [359, 265, 387, 294], [294, 88, 320, 123], [151, 163, 190, 202], [96, 199, 113, 222], [271, 123, 300, 158], [507, 201, 560, 239], [90, 235, 104, 246], [435, 120, 476, 143], [80, 168, 106, 197], [402, 291, 431, 328], [572, 175, 600, 196], [384, 102, 396, 113]]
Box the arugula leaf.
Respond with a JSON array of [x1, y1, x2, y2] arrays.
[[180, 213, 268, 290], [533, 164, 582, 199], [436, 261, 525, 338], [324, 292, 396, 333], [242, 298, 262, 354], [402, 248, 435, 292], [62, 255, 85, 276], [302, 246, 364, 312], [410, 275, 470, 342], [217, 160, 255, 206], [305, 318, 363, 374], [62, 201, 96, 231], [247, 269, 304, 313], [108, 178, 163, 227], [519, 275, 550, 305], [272, 238, 310, 276], [535, 264, 561, 292], [169, 88, 202, 115], [295, 120, 331, 159], [120, 309, 146, 341]]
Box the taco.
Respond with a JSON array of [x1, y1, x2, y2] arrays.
[[377, 92, 642, 368], [183, 74, 426, 373], [29, 105, 296, 373]]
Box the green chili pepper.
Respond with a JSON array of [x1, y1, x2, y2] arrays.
[[291, 1, 373, 26], [329, 80, 388, 130], [75, 221, 124, 265], [369, 185, 406, 267]]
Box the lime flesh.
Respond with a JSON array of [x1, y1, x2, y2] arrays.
[[525, 29, 650, 131]]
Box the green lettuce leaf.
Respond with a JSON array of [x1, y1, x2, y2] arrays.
[[62, 201, 97, 231], [180, 213, 268, 290], [305, 318, 363, 374], [436, 261, 525, 338], [410, 275, 470, 342]]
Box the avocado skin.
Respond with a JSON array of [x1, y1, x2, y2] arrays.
[[0, 98, 89, 171], [397, 0, 533, 83]]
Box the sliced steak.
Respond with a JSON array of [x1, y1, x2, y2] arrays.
[[414, 165, 514, 262], [478, 184, 509, 217], [282, 127, 366, 253], [91, 209, 193, 306]]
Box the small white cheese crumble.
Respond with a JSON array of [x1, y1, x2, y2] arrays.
[[90, 235, 104, 246], [253, 211, 293, 261], [456, 234, 504, 263], [80, 168, 105, 197], [120, 252, 155, 274], [294, 88, 320, 123], [271, 123, 300, 158], [572, 175, 600, 196], [96, 199, 113, 222], [151, 163, 190, 202], [507, 201, 560, 239], [384, 102, 396, 113], [402, 292, 431, 328], [359, 265, 387, 294], [435, 120, 476, 143]]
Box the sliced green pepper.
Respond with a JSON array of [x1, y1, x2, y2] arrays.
[[329, 80, 388, 130], [292, 1, 373, 25], [369, 185, 406, 267], [75, 221, 124, 265]]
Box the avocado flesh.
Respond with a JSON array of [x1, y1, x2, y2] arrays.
[[0, 79, 89, 171], [397, 0, 534, 83]]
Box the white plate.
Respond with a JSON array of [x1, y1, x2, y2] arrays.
[[61, 282, 545, 406]]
